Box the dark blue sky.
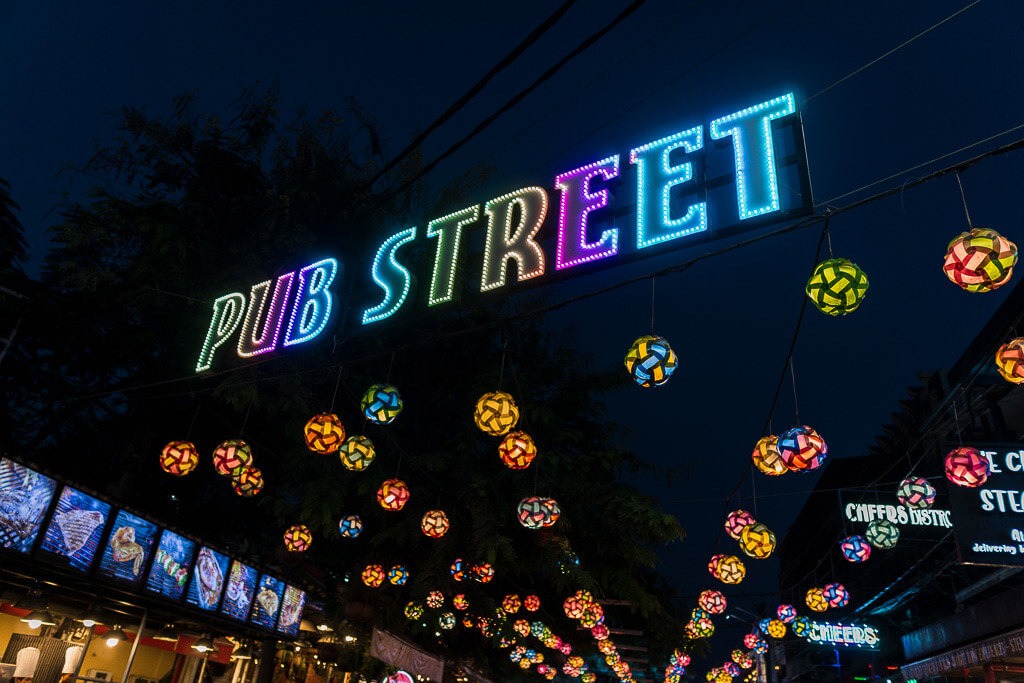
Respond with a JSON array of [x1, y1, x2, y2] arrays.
[[4, 0, 1024, 671]]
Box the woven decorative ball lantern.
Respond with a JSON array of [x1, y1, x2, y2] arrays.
[[304, 413, 346, 454], [524, 595, 541, 611], [499, 431, 538, 470], [943, 228, 1018, 293], [283, 525, 312, 552], [945, 447, 990, 487], [513, 619, 530, 636], [707, 554, 726, 578], [404, 602, 423, 620], [361, 564, 384, 588], [723, 662, 741, 678], [777, 604, 797, 623], [450, 558, 465, 582], [624, 335, 678, 388], [439, 612, 455, 630], [777, 426, 827, 471], [471, 562, 495, 583], [474, 391, 520, 436], [692, 618, 714, 638], [897, 476, 936, 509], [160, 441, 199, 476], [865, 519, 899, 549], [421, 509, 450, 538], [388, 565, 408, 586], [338, 435, 376, 471], [579, 602, 604, 628], [232, 466, 264, 497], [684, 622, 699, 640], [791, 616, 812, 637], [212, 439, 252, 477], [592, 624, 610, 640], [502, 594, 521, 614], [740, 523, 777, 559], [698, 590, 727, 615], [766, 619, 786, 639], [377, 478, 410, 511], [453, 594, 469, 611], [731, 651, 752, 669], [823, 582, 850, 608], [478, 617, 495, 637], [840, 534, 872, 562], [752, 638, 768, 655], [530, 621, 547, 639], [706, 670, 719, 682], [758, 618, 771, 635], [724, 509, 756, 540], [805, 258, 870, 316], [467, 616, 480, 630], [516, 659, 530, 671], [338, 514, 363, 538], [752, 436, 787, 476], [360, 383, 403, 424], [426, 591, 444, 609], [673, 651, 691, 668], [692, 608, 711, 623], [605, 653, 621, 667], [996, 338, 1024, 383], [517, 496, 561, 529], [743, 633, 759, 649], [716, 555, 746, 585], [564, 595, 587, 619], [805, 587, 828, 612], [559, 642, 572, 655]]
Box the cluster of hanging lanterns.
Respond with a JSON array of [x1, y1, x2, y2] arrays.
[[751, 426, 827, 476], [804, 582, 849, 612], [361, 563, 409, 588], [159, 437, 264, 498]]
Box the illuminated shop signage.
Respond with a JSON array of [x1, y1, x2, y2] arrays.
[[804, 621, 880, 649], [948, 445, 1024, 566], [844, 502, 953, 529], [196, 92, 811, 373]]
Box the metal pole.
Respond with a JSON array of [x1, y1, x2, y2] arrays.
[[197, 656, 208, 683], [72, 627, 97, 682], [120, 610, 148, 683]]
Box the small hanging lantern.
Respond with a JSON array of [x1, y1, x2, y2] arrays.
[[732, 650, 753, 669], [805, 587, 828, 612], [691, 617, 714, 638], [791, 616, 812, 637], [579, 602, 604, 628], [499, 431, 538, 470], [673, 651, 691, 668], [752, 436, 787, 476], [464, 616, 477, 630], [360, 383, 403, 424], [805, 258, 869, 316], [698, 590, 727, 615], [897, 476, 936, 509], [339, 435, 376, 471], [766, 620, 787, 639], [361, 564, 385, 588], [283, 525, 312, 552], [995, 338, 1024, 383], [474, 391, 520, 436], [421, 510, 451, 538], [777, 426, 827, 471], [563, 595, 588, 619], [160, 441, 199, 476], [517, 496, 561, 529], [530, 621, 547, 639], [213, 439, 252, 477], [404, 602, 423, 620], [822, 582, 849, 608], [716, 555, 746, 585], [303, 413, 346, 454], [724, 510, 756, 540], [502, 594, 521, 614], [232, 466, 264, 497], [776, 604, 797, 623], [453, 594, 469, 611], [377, 478, 410, 511], [692, 608, 711, 623], [450, 558, 465, 582], [426, 591, 444, 609], [338, 514, 363, 538], [524, 595, 541, 611], [624, 335, 678, 388], [723, 662, 741, 678], [592, 624, 610, 640], [839, 535, 872, 562], [739, 523, 777, 559], [945, 447, 990, 487], [707, 554, 725, 578], [513, 619, 530, 636], [388, 565, 408, 586], [439, 612, 456, 630], [743, 634, 759, 649], [471, 562, 495, 583], [865, 519, 899, 549], [943, 228, 1018, 293]]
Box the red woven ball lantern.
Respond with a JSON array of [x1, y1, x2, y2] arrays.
[[591, 624, 610, 640], [474, 391, 520, 436], [361, 564, 385, 588], [777, 425, 827, 471], [453, 594, 469, 611], [996, 338, 1024, 383], [805, 587, 828, 612], [517, 496, 560, 529], [304, 413, 346, 454], [743, 634, 759, 649], [471, 562, 495, 583], [524, 595, 541, 611], [724, 509, 756, 540], [716, 555, 746, 585], [421, 509, 451, 538], [945, 447, 990, 487], [502, 594, 521, 613], [707, 554, 725, 578], [160, 441, 199, 476], [776, 604, 797, 623], [377, 478, 410, 511], [698, 590, 727, 615], [426, 591, 444, 609], [740, 523, 777, 559], [943, 228, 1018, 293], [212, 439, 252, 477], [232, 465, 264, 497], [752, 436, 787, 476], [499, 431, 538, 470], [283, 524, 312, 552]]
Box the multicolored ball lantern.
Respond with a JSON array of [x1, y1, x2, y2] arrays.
[[805, 258, 870, 316], [758, 619, 771, 635], [421, 509, 450, 538], [945, 447, 990, 488], [339, 435, 376, 472], [840, 534, 872, 562], [377, 478, 410, 511], [743, 633, 760, 649], [943, 228, 1018, 293], [673, 651, 691, 668], [524, 595, 541, 611], [232, 466, 264, 497], [724, 509, 756, 540], [723, 662, 741, 678], [777, 604, 797, 623], [283, 524, 312, 552], [471, 562, 495, 583], [579, 602, 604, 628], [706, 669, 720, 682], [740, 523, 777, 559], [303, 413, 346, 454], [823, 582, 850, 608], [707, 554, 725, 578], [338, 514, 363, 538], [624, 335, 678, 388], [388, 565, 408, 586], [361, 564, 385, 588], [752, 638, 768, 655], [698, 590, 727, 615], [766, 619, 786, 639], [439, 612, 456, 630], [499, 431, 538, 470], [404, 602, 423, 620], [777, 426, 827, 471], [716, 555, 746, 585], [805, 587, 828, 613], [502, 594, 521, 614], [450, 558, 465, 582], [692, 617, 715, 639], [592, 624, 610, 640], [212, 439, 252, 477], [160, 441, 199, 476], [752, 436, 787, 476], [791, 616, 812, 637], [692, 608, 711, 623], [426, 591, 444, 609], [453, 594, 469, 611], [474, 391, 520, 436], [995, 338, 1024, 383], [731, 651, 753, 670], [360, 383, 403, 424], [564, 595, 588, 619], [865, 519, 899, 549], [897, 476, 936, 509], [517, 496, 561, 529]]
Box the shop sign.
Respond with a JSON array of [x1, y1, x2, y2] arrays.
[[948, 444, 1024, 566], [803, 621, 880, 649], [843, 501, 953, 530], [194, 92, 812, 372]]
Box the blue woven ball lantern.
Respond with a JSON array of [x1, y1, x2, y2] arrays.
[[839, 534, 872, 562], [360, 383, 403, 424], [338, 514, 363, 538], [624, 335, 678, 388]]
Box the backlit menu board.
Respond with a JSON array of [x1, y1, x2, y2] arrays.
[[146, 529, 196, 601], [97, 510, 158, 585], [250, 574, 286, 630], [220, 560, 258, 621], [0, 459, 57, 554], [277, 585, 306, 636], [185, 546, 229, 611], [39, 486, 111, 572]]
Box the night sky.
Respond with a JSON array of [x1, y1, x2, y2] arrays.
[[4, 0, 1024, 670]]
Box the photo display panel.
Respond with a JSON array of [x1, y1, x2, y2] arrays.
[[0, 458, 57, 554], [220, 560, 258, 621], [97, 510, 158, 584], [250, 574, 286, 630], [39, 486, 111, 571], [146, 529, 196, 601], [185, 546, 229, 611], [277, 585, 306, 636]]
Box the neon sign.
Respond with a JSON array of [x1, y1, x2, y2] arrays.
[[195, 92, 811, 373], [804, 621, 880, 649]]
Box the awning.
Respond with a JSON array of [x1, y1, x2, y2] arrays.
[[902, 627, 1024, 680]]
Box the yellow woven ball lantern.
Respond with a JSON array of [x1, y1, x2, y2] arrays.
[[421, 509, 450, 538], [739, 523, 777, 559], [805, 258, 869, 316], [805, 587, 828, 613], [996, 338, 1024, 383], [338, 435, 376, 471], [752, 436, 787, 476], [474, 391, 520, 436], [361, 564, 385, 588], [232, 465, 264, 497], [160, 441, 199, 476], [212, 439, 252, 477], [724, 510, 756, 540], [453, 594, 469, 611], [716, 555, 746, 585], [943, 227, 1018, 293], [304, 413, 346, 454], [502, 594, 522, 614], [377, 478, 410, 511], [404, 602, 423, 620], [766, 620, 786, 639], [624, 335, 678, 388], [360, 383, 403, 424], [499, 431, 538, 470], [283, 524, 312, 552]]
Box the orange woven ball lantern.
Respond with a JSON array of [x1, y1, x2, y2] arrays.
[[213, 439, 252, 477], [502, 594, 521, 613], [805, 587, 828, 613], [471, 562, 495, 583], [752, 436, 787, 476], [421, 509, 450, 538], [943, 227, 1018, 293], [524, 595, 541, 611], [426, 591, 444, 609], [499, 431, 538, 470], [514, 619, 530, 636], [160, 441, 199, 476], [283, 524, 312, 552], [996, 338, 1024, 384], [474, 391, 520, 436], [579, 602, 604, 628], [563, 595, 587, 619], [304, 413, 346, 454], [453, 594, 469, 611], [361, 564, 385, 588], [377, 478, 410, 511], [232, 465, 264, 497], [766, 620, 786, 639]]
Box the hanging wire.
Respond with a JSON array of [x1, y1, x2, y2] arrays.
[[329, 364, 344, 413], [650, 276, 657, 334], [824, 216, 834, 258], [954, 171, 975, 228], [750, 467, 758, 518], [952, 389, 964, 446], [385, 350, 397, 384], [498, 337, 509, 389], [239, 402, 253, 437], [185, 401, 201, 440], [789, 357, 801, 424]]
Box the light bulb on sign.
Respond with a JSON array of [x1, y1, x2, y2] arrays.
[[105, 637, 119, 648], [27, 619, 42, 629]]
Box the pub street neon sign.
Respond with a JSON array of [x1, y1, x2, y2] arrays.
[[196, 92, 810, 373]]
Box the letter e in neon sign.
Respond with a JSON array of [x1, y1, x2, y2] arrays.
[[284, 258, 339, 346], [362, 228, 417, 325], [195, 292, 246, 372], [555, 156, 620, 270], [629, 126, 707, 249], [480, 187, 548, 292]]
